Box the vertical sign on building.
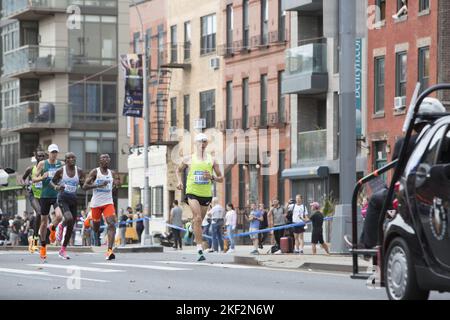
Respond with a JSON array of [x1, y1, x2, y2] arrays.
[[120, 53, 144, 117], [355, 38, 362, 138]]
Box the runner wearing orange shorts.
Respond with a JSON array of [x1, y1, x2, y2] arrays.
[[83, 154, 120, 260]]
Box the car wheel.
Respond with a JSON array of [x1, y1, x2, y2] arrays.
[[385, 237, 430, 300]]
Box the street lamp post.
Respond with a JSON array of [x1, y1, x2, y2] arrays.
[[130, 0, 152, 245]]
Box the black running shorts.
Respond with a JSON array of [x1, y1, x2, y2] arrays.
[[185, 194, 212, 207], [40, 198, 59, 216]]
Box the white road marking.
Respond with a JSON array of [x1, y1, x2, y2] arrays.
[[153, 261, 258, 269], [0, 267, 109, 283], [28, 264, 125, 273], [92, 262, 191, 271]]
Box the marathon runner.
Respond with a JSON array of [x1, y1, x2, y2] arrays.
[[50, 152, 86, 260], [21, 150, 46, 253], [83, 154, 120, 260], [33, 144, 64, 261], [176, 133, 223, 261]]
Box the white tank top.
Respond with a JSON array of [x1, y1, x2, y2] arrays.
[[90, 168, 114, 207], [61, 166, 79, 195]]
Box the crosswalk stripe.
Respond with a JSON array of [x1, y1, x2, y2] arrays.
[[153, 261, 258, 269], [92, 262, 191, 271], [0, 267, 109, 283], [28, 264, 125, 273]]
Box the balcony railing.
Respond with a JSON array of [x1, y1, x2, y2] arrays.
[[298, 129, 327, 161], [2, 101, 71, 132], [249, 115, 261, 128], [216, 120, 226, 131], [3, 45, 71, 78], [1, 0, 117, 20], [269, 29, 288, 43], [160, 43, 191, 69], [285, 42, 327, 76]]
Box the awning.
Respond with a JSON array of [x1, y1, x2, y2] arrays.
[[282, 166, 329, 180], [0, 175, 21, 192]]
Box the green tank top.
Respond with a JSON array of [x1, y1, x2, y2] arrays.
[[41, 160, 62, 199], [186, 154, 213, 198], [31, 166, 42, 199]]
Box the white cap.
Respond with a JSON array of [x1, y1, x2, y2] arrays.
[[31, 157, 37, 164], [48, 144, 59, 153], [195, 133, 208, 142]]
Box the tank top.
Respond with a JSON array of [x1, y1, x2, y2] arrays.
[[90, 168, 114, 208], [31, 166, 42, 199], [60, 166, 79, 197], [186, 154, 213, 198], [41, 160, 62, 199]]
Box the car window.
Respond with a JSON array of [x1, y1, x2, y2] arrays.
[[436, 129, 450, 164], [420, 125, 448, 166]]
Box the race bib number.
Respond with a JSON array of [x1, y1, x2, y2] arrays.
[[193, 171, 209, 185], [48, 168, 57, 179], [64, 183, 77, 194], [96, 179, 112, 192], [34, 182, 43, 189]]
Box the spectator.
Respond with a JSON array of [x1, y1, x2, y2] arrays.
[[225, 203, 237, 253], [290, 194, 309, 254], [268, 199, 286, 252], [361, 197, 369, 219], [258, 204, 268, 249], [208, 198, 225, 253], [201, 208, 212, 251], [247, 203, 263, 254], [169, 200, 184, 250], [10, 215, 22, 246], [135, 205, 144, 243], [119, 212, 128, 246], [82, 210, 92, 246], [309, 202, 330, 255]]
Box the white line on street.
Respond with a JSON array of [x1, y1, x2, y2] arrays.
[[28, 264, 125, 273], [153, 261, 258, 269], [0, 267, 109, 283], [92, 262, 191, 271]]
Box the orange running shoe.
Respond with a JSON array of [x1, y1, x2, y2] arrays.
[[106, 249, 115, 261], [40, 246, 47, 261], [49, 225, 56, 243]]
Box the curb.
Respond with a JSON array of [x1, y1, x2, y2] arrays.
[[113, 245, 164, 253], [234, 256, 260, 266], [298, 262, 354, 273], [0, 246, 94, 253]]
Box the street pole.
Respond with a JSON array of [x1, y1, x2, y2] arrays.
[[130, 0, 152, 245], [330, 0, 357, 253]]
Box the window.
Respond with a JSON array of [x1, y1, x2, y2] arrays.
[[226, 5, 234, 55], [152, 186, 164, 217], [243, 0, 250, 49], [225, 170, 232, 206], [375, 0, 386, 22], [157, 24, 164, 68], [261, 0, 269, 45], [69, 80, 117, 123], [133, 117, 139, 146], [419, 0, 429, 12], [145, 28, 151, 54], [226, 81, 233, 129], [278, 71, 285, 122], [262, 152, 270, 208], [156, 93, 164, 139], [133, 32, 140, 53], [201, 14, 216, 55], [184, 95, 190, 131], [395, 0, 408, 19], [374, 141, 387, 181], [260, 74, 268, 126], [170, 25, 177, 63], [69, 131, 117, 170], [170, 97, 177, 127], [1, 22, 19, 52], [277, 151, 285, 204], [0, 134, 19, 170], [418, 47, 430, 93], [374, 56, 385, 113], [200, 90, 215, 128], [239, 165, 245, 210], [396, 52, 407, 98], [278, 0, 286, 41], [184, 21, 191, 61], [242, 78, 249, 130]]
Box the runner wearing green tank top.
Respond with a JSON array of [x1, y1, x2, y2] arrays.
[[176, 133, 223, 261]]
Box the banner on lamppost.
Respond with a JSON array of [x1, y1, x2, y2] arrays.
[[120, 53, 143, 118], [355, 38, 362, 138]]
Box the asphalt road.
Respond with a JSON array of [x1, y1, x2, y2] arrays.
[[0, 250, 449, 300]]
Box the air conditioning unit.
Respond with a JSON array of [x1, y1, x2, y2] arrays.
[[394, 96, 406, 110], [194, 118, 206, 129], [209, 57, 220, 70]]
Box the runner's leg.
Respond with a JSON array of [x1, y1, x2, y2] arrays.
[[105, 215, 116, 251]]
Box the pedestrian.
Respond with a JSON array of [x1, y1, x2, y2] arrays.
[[119, 212, 128, 246], [175, 133, 224, 262], [81, 210, 92, 246], [169, 200, 184, 250], [268, 199, 286, 252], [10, 215, 22, 246], [247, 203, 263, 254], [258, 203, 268, 249], [50, 152, 87, 259], [83, 154, 120, 260], [135, 205, 144, 243], [201, 209, 212, 251], [309, 202, 330, 255], [33, 144, 64, 261], [225, 203, 237, 253], [208, 197, 225, 253], [290, 194, 309, 254]]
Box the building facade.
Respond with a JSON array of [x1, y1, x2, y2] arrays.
[[0, 0, 130, 215]]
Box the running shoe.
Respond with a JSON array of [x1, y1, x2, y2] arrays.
[[106, 249, 116, 261], [28, 236, 35, 253], [40, 246, 47, 261], [250, 250, 259, 255], [49, 225, 56, 243], [56, 223, 64, 243], [197, 250, 206, 262], [58, 247, 70, 260]]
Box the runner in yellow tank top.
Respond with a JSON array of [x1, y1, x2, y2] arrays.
[[176, 133, 223, 261]]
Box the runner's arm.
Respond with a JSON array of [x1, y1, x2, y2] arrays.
[[21, 166, 32, 185], [78, 168, 86, 188], [176, 156, 189, 190], [32, 161, 47, 183], [50, 168, 64, 191], [111, 170, 121, 190], [82, 169, 99, 191], [211, 159, 223, 183]]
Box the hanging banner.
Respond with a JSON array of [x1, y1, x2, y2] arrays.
[[355, 38, 363, 138], [120, 53, 143, 118]]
